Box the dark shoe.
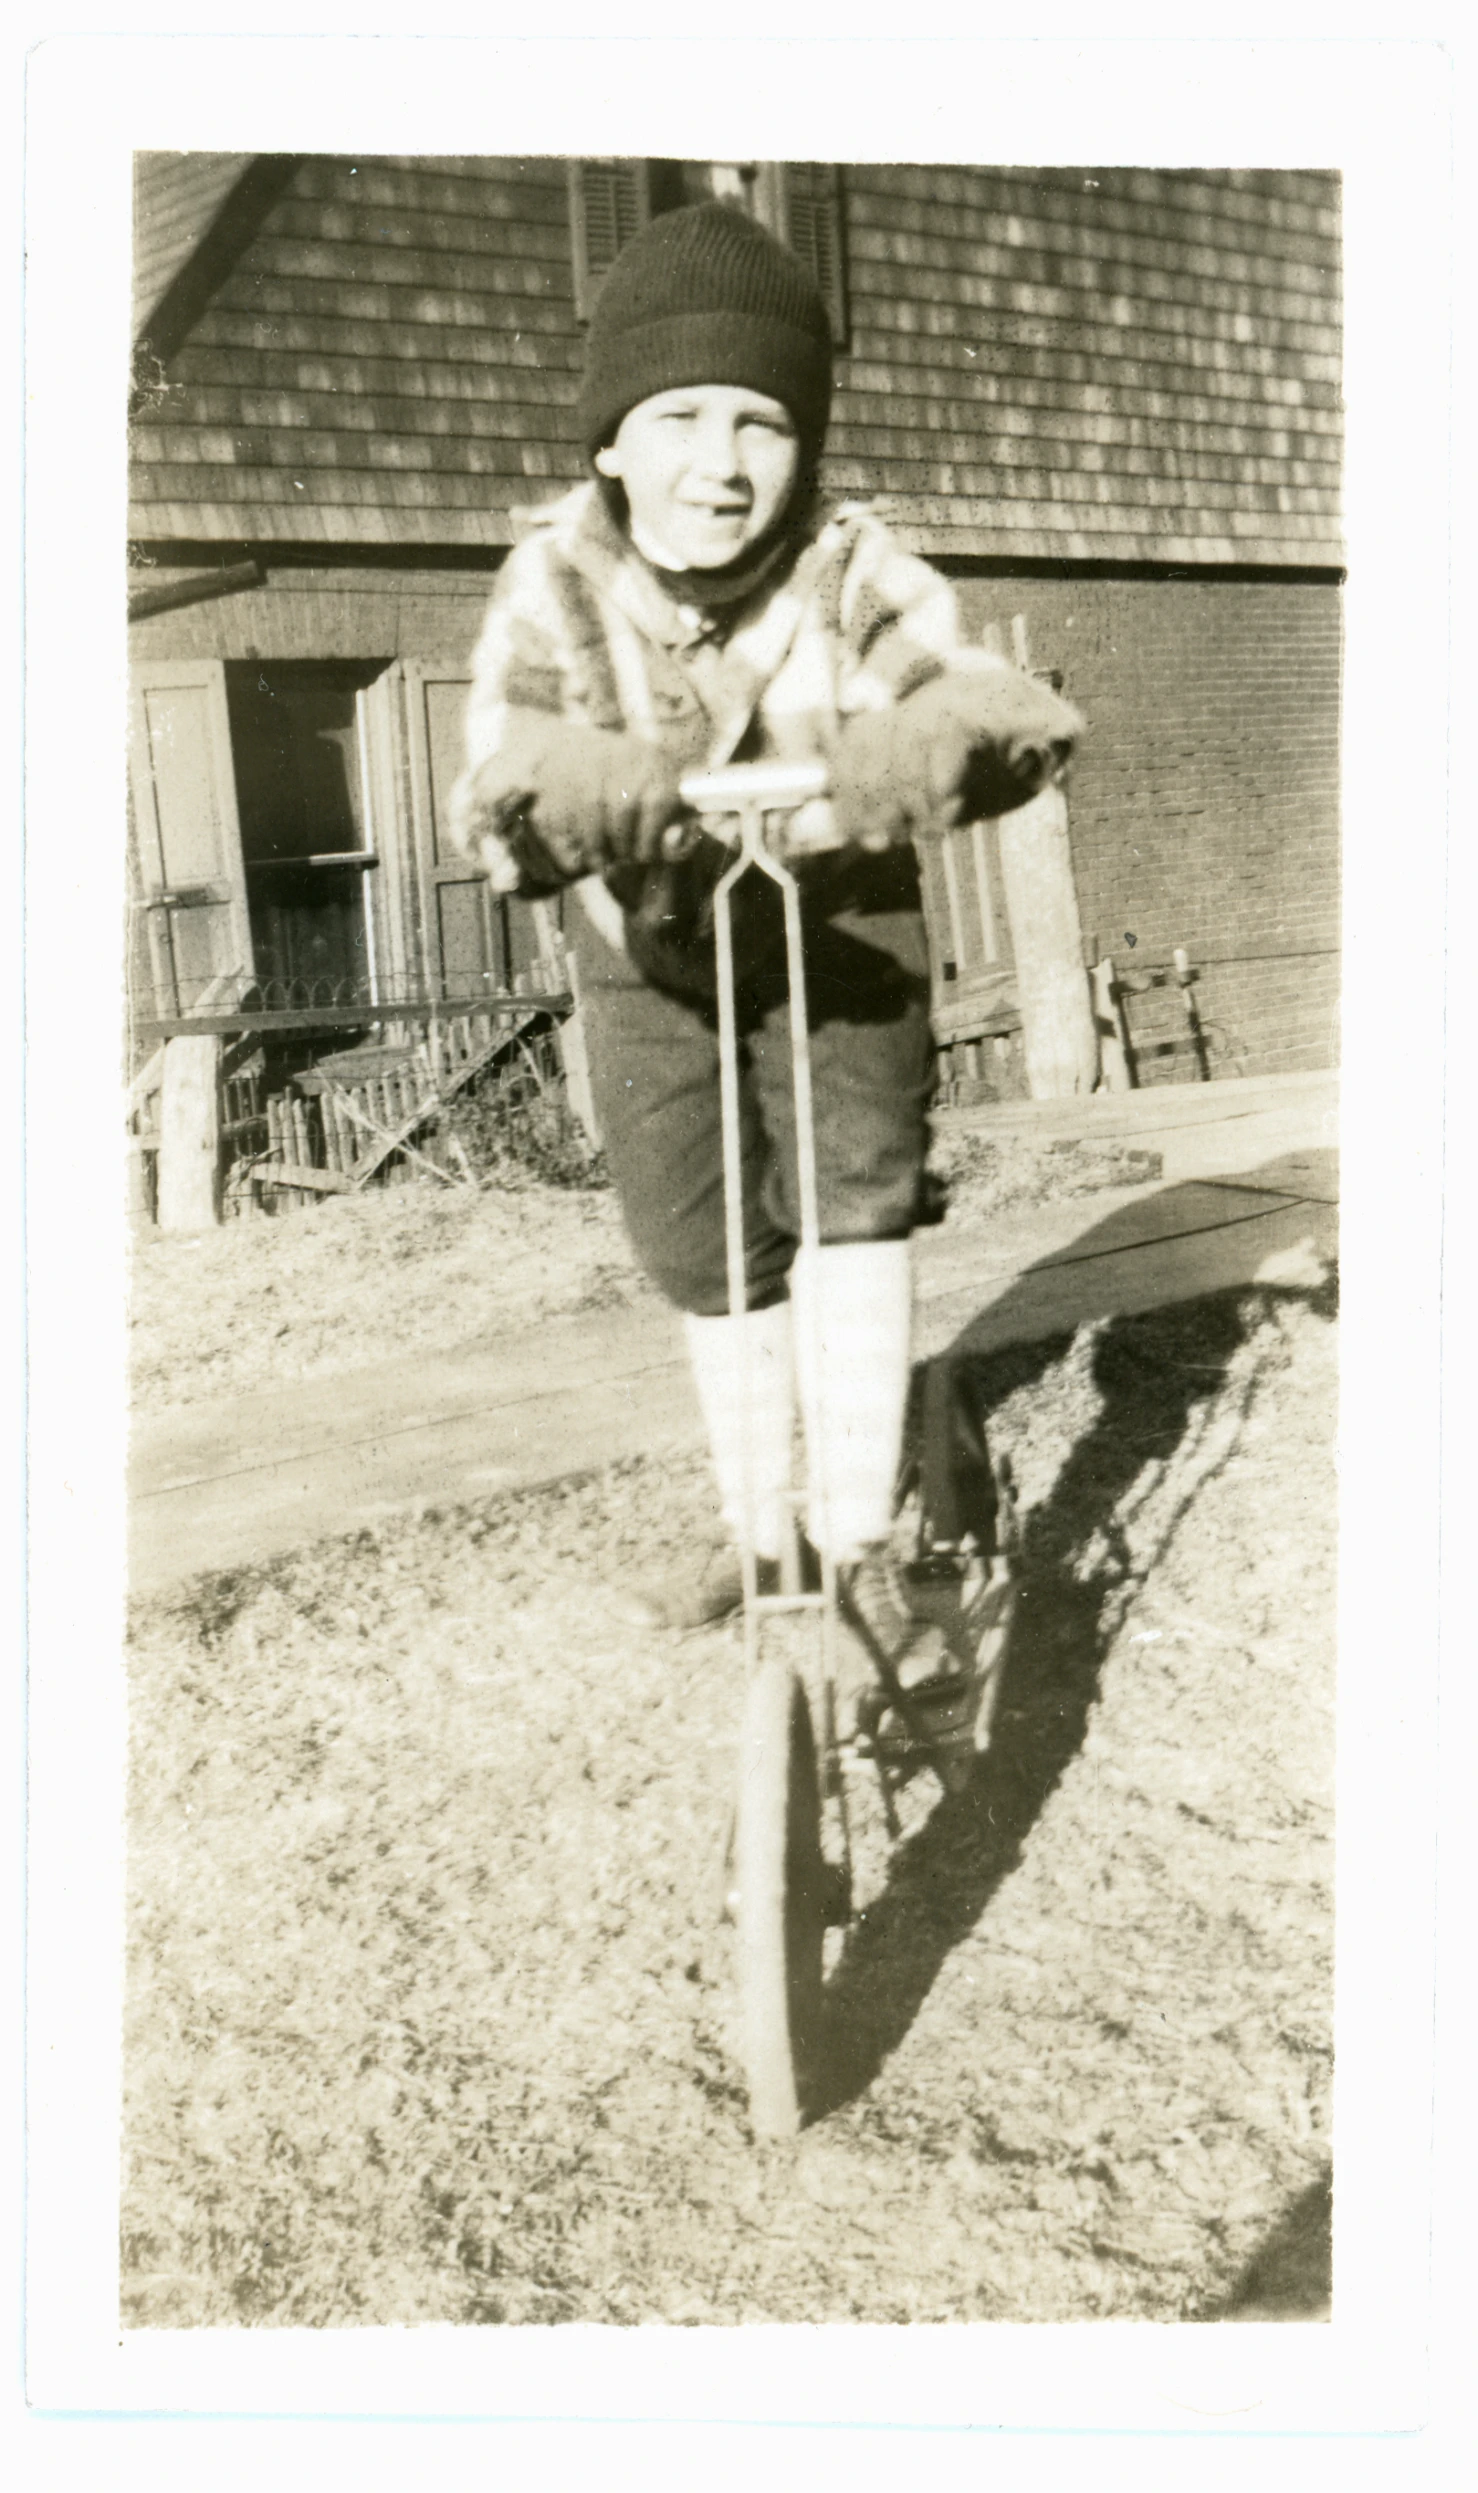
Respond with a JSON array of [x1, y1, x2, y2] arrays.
[[837, 1544, 946, 1683], [834, 1543, 952, 1744], [619, 1539, 819, 1632], [620, 1545, 745, 1632]]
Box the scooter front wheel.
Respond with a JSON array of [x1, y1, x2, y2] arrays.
[[734, 1655, 827, 2137]]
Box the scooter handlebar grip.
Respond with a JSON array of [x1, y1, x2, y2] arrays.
[[679, 759, 830, 816], [677, 760, 844, 856]]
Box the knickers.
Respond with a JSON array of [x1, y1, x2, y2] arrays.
[[572, 865, 935, 1315]]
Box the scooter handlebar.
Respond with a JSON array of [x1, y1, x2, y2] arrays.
[[677, 759, 842, 858], [679, 759, 829, 814]]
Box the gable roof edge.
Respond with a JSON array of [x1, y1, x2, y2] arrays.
[[132, 155, 308, 403]]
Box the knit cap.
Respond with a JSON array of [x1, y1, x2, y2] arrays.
[[578, 201, 834, 462]]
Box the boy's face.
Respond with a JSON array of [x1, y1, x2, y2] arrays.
[[594, 384, 801, 571]]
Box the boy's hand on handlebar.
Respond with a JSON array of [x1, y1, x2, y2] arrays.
[[831, 667, 1084, 848], [451, 727, 691, 882]]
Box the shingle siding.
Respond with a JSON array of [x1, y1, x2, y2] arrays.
[[130, 155, 1341, 567], [832, 165, 1341, 565], [131, 155, 591, 546]]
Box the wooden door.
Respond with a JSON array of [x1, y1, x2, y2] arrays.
[[128, 660, 254, 1016], [917, 814, 1018, 1045], [355, 662, 410, 1004], [403, 661, 555, 1001]]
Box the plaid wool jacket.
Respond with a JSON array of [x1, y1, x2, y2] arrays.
[[453, 479, 1010, 991]]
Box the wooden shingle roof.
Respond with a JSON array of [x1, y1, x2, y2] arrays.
[[129, 156, 1341, 567], [133, 151, 257, 336]]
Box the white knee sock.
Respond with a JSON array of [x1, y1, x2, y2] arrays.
[[683, 1300, 796, 1562], [790, 1239, 913, 1563]]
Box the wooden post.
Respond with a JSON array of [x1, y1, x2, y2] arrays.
[[1090, 956, 1134, 1092], [323, 1089, 346, 1172], [156, 1035, 222, 1232], [556, 950, 601, 1146], [1173, 946, 1212, 1082], [994, 786, 1099, 1098]]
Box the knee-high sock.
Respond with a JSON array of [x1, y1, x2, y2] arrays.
[[790, 1239, 912, 1562], [682, 1300, 796, 1562]]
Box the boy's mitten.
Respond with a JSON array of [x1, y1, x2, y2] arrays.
[[832, 667, 1084, 849], [450, 724, 689, 890]]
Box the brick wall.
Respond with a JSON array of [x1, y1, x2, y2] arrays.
[[130, 560, 1342, 1083], [127, 565, 496, 667], [955, 574, 1342, 1079]]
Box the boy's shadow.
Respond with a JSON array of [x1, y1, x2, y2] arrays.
[[812, 1167, 1337, 2120]]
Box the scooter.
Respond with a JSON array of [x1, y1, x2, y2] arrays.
[[680, 759, 1018, 2138]]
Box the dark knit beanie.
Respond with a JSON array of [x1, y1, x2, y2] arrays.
[[578, 202, 834, 462]]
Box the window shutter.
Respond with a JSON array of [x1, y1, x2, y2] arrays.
[[128, 659, 254, 1018], [781, 163, 848, 345], [568, 160, 653, 320]]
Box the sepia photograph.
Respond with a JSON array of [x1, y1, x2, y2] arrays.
[[120, 143, 1341, 2330], [20, 27, 1458, 2450]]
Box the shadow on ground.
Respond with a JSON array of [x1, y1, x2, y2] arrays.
[[811, 1204, 1338, 2120], [1204, 2167, 1333, 2320]]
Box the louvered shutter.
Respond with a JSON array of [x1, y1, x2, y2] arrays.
[[780, 164, 848, 345], [569, 160, 653, 320]]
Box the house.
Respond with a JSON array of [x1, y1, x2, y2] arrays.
[[128, 153, 1342, 1101]]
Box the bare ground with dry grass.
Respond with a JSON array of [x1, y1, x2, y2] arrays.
[[126, 1129, 1161, 1416], [124, 1254, 1334, 2327]]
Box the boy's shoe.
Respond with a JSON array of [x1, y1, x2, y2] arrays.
[[620, 1539, 820, 1633], [834, 1543, 952, 1738], [618, 1543, 744, 1632], [836, 1542, 1016, 1779], [837, 1543, 946, 1678]]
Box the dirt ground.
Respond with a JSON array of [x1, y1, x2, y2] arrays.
[[123, 1163, 1335, 2326], [127, 1175, 644, 1416], [126, 1129, 1161, 1414]]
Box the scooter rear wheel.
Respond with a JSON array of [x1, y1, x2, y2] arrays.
[[735, 1655, 827, 2137]]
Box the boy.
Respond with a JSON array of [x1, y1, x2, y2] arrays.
[[450, 201, 1079, 1643]]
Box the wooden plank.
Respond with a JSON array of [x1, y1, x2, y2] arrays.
[[156, 1035, 221, 1232], [931, 979, 1020, 1044], [329, 1085, 462, 1188], [557, 948, 600, 1146], [133, 992, 571, 1040], [1090, 957, 1134, 1093], [337, 1009, 543, 1189], [938, 831, 968, 972], [968, 819, 1000, 965], [259, 1165, 354, 1195], [995, 787, 1099, 1100], [127, 562, 264, 623], [127, 1045, 168, 1111]]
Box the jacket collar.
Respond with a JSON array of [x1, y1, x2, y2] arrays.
[[519, 480, 842, 652], [516, 482, 855, 764]]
